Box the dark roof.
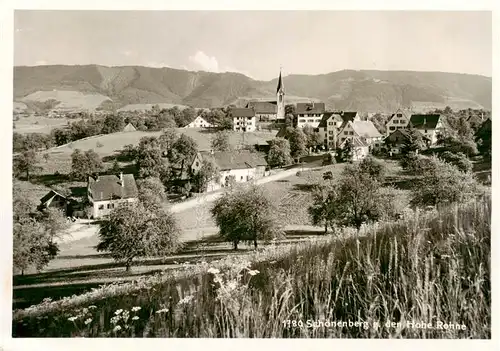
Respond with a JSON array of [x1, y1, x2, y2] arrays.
[[40, 190, 67, 205], [338, 111, 358, 123], [200, 150, 268, 170], [385, 129, 430, 144], [409, 114, 441, 129], [88, 174, 138, 202], [230, 107, 255, 117], [296, 102, 325, 115], [246, 101, 277, 114], [318, 112, 343, 128]]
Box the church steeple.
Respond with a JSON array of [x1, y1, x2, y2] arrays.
[[276, 67, 285, 120], [276, 69, 284, 93]]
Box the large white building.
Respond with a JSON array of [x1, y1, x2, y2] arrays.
[[295, 102, 326, 129], [338, 120, 383, 147], [230, 107, 257, 132], [87, 173, 139, 219]]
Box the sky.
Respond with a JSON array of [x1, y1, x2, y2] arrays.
[[14, 10, 492, 80]]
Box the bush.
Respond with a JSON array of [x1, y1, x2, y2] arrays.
[[359, 156, 386, 181], [439, 151, 472, 173]]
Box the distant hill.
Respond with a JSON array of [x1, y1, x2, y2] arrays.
[[13, 65, 492, 113]]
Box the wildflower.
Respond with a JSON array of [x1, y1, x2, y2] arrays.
[[248, 269, 260, 276], [132, 316, 139, 321], [131, 306, 141, 312], [42, 297, 52, 304], [88, 305, 97, 309], [207, 267, 220, 274], [114, 309, 123, 315], [178, 295, 194, 305], [84, 318, 92, 325], [113, 325, 122, 332], [110, 316, 121, 325], [156, 308, 169, 314], [68, 316, 78, 322]]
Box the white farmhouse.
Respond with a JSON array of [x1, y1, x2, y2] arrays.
[[317, 112, 344, 150], [190, 150, 270, 192], [184, 116, 213, 128], [408, 114, 444, 145], [87, 173, 139, 219], [338, 120, 383, 147], [385, 109, 411, 136]]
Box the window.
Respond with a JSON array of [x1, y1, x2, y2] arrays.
[[389, 126, 396, 131], [107, 204, 111, 209], [195, 161, 199, 167], [349, 131, 354, 135], [308, 119, 314, 123], [344, 131, 348, 135], [328, 122, 334, 126], [299, 119, 306, 123], [424, 129, 428, 133], [397, 113, 402, 117], [329, 136, 334, 140], [98, 204, 104, 210], [240, 176, 244, 180]]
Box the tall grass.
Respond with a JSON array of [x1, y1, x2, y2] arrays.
[[13, 196, 490, 338]]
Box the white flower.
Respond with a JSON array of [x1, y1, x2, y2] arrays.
[[156, 308, 169, 314], [88, 305, 97, 309], [131, 306, 141, 312], [113, 325, 122, 332], [207, 267, 220, 274], [132, 316, 139, 320], [248, 269, 260, 276], [84, 318, 92, 325], [178, 295, 195, 306], [68, 316, 77, 322], [226, 281, 238, 291], [114, 309, 123, 315], [110, 316, 121, 325]]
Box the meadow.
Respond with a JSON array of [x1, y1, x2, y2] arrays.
[[36, 129, 276, 175], [14, 115, 71, 135], [12, 196, 491, 338]]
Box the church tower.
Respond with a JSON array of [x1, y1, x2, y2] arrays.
[[276, 69, 285, 120]]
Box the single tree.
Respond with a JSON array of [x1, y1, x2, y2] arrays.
[[211, 184, 282, 249], [110, 159, 121, 174], [410, 156, 480, 207], [308, 182, 339, 234], [137, 177, 167, 210], [286, 127, 307, 161], [336, 139, 354, 163], [358, 156, 386, 182], [13, 150, 41, 180], [71, 149, 104, 180], [102, 114, 125, 134], [267, 138, 292, 167], [211, 130, 231, 152], [192, 159, 220, 192], [97, 204, 181, 271], [170, 134, 198, 175]]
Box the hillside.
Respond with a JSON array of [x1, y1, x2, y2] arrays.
[[14, 65, 492, 113]]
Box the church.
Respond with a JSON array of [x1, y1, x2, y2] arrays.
[[245, 70, 286, 122]]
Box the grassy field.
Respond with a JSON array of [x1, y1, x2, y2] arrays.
[[12, 196, 491, 338], [36, 129, 276, 175], [14, 115, 71, 135]]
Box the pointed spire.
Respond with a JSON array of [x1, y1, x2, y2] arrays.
[[276, 67, 284, 94]]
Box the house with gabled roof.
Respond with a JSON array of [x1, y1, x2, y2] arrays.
[[230, 107, 257, 132], [123, 122, 137, 132], [87, 173, 139, 218], [385, 108, 411, 136], [190, 150, 270, 192], [184, 115, 213, 128], [317, 112, 344, 150], [338, 120, 383, 147], [296, 102, 326, 128], [408, 114, 443, 145], [39, 190, 69, 214], [384, 129, 430, 155], [340, 136, 370, 161]]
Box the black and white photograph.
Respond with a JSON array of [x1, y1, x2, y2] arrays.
[[2, 2, 496, 346]]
